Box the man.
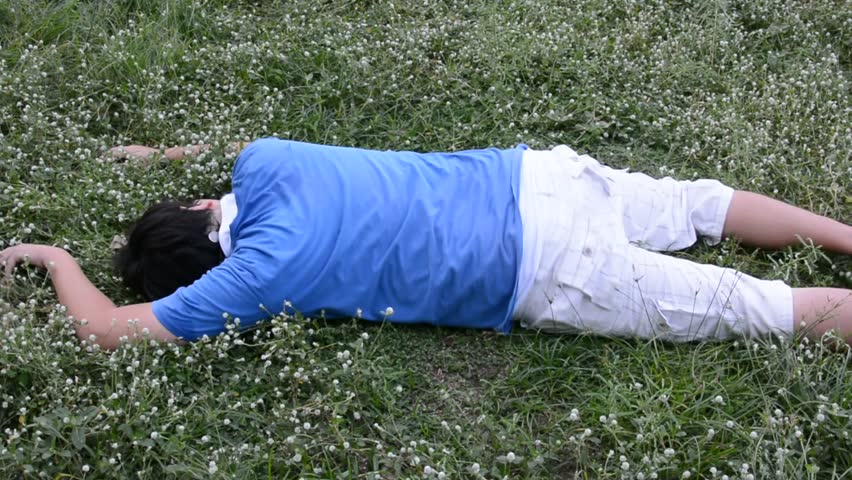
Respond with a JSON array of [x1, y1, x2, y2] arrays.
[[1, 138, 850, 350]]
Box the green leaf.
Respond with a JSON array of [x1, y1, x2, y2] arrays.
[[118, 424, 133, 437], [70, 427, 85, 450], [80, 406, 99, 421], [164, 464, 196, 474]]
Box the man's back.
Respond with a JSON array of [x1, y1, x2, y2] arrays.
[[152, 138, 526, 340]]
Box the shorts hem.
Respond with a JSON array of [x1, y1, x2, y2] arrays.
[[703, 185, 735, 246]]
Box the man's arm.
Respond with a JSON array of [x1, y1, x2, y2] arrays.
[[108, 141, 248, 162], [0, 244, 178, 350]]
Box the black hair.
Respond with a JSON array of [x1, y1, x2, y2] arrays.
[[113, 200, 225, 301]]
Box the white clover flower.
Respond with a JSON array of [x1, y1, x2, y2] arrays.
[[208, 461, 218, 474], [82, 465, 90, 473], [506, 451, 516, 462], [712, 395, 725, 405], [664, 448, 675, 457], [682, 471, 691, 479], [469, 463, 480, 474]]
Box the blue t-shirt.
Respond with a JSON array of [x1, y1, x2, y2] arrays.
[[153, 138, 524, 340]]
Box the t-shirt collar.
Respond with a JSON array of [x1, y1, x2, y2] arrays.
[[218, 193, 238, 256]]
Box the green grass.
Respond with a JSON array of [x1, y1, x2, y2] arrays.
[[1, 0, 851, 478]]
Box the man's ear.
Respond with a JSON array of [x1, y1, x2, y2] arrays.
[[189, 199, 216, 211]]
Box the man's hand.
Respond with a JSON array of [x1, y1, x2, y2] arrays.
[[0, 243, 68, 278]]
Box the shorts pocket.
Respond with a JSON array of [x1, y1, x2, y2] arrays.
[[651, 298, 742, 342]]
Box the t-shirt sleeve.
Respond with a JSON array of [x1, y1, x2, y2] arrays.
[[151, 137, 299, 341], [152, 252, 271, 340]]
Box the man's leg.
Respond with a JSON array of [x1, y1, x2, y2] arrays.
[[579, 159, 735, 251], [520, 241, 797, 342], [723, 191, 852, 254], [580, 155, 852, 254], [519, 149, 852, 342], [793, 288, 852, 343]]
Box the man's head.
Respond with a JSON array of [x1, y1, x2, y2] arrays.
[[114, 199, 223, 301]]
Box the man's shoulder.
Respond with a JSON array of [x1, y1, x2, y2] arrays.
[[232, 138, 303, 185], [235, 137, 287, 167]]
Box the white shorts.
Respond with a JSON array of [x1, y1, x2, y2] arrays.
[[514, 146, 794, 342]]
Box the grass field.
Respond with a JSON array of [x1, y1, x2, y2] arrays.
[[1, 0, 851, 478]]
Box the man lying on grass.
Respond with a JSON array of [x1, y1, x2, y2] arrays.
[[1, 138, 851, 350]]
